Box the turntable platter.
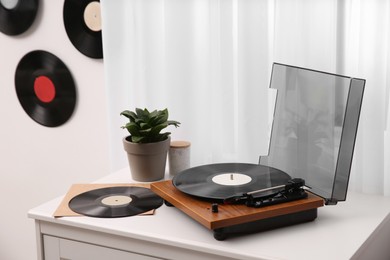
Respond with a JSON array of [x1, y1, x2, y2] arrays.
[[172, 163, 291, 201]]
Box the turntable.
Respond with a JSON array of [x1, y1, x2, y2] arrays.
[[151, 63, 365, 240]]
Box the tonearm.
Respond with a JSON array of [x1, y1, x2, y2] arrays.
[[223, 178, 309, 208]]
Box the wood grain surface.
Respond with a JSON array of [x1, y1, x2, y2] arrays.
[[151, 180, 324, 230]]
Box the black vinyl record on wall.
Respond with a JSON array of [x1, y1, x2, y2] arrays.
[[15, 50, 77, 127], [63, 0, 103, 59], [0, 0, 39, 35]]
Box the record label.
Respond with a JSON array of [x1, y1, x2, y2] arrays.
[[34, 76, 56, 103], [173, 163, 291, 201], [83, 1, 101, 32], [0, 0, 18, 10], [212, 173, 252, 186], [69, 186, 163, 218], [101, 195, 132, 206]]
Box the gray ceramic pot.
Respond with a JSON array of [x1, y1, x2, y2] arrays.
[[123, 136, 170, 182]]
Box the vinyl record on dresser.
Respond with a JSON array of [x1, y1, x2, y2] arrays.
[[15, 50, 76, 127], [69, 186, 164, 218], [0, 0, 39, 35], [63, 0, 103, 59], [173, 163, 292, 201]]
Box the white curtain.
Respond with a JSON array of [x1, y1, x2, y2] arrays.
[[101, 0, 274, 168], [336, 0, 390, 196], [101, 0, 390, 195]]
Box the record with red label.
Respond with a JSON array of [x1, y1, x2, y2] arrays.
[[0, 0, 39, 36], [15, 50, 77, 127], [63, 0, 103, 59]]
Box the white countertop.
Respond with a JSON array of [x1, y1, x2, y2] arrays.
[[29, 167, 390, 260]]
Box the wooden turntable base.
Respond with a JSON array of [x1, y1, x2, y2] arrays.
[[151, 180, 324, 236]]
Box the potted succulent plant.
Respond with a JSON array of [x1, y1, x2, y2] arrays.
[[120, 108, 180, 181]]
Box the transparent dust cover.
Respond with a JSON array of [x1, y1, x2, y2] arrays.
[[260, 63, 365, 205]]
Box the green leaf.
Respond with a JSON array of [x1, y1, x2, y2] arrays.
[[150, 122, 168, 136], [131, 135, 145, 143], [136, 108, 149, 121], [123, 122, 140, 136], [148, 110, 165, 126], [139, 128, 152, 135], [167, 120, 181, 127], [158, 132, 170, 141], [154, 113, 168, 126], [140, 122, 150, 130], [120, 110, 137, 122], [149, 110, 159, 119]]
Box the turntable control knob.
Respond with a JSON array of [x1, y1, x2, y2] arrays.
[[211, 203, 219, 213]]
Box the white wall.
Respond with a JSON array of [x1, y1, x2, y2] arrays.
[[0, 1, 110, 259]]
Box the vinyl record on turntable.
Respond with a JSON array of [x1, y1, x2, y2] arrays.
[[15, 50, 76, 127], [63, 0, 103, 59], [69, 186, 163, 218], [0, 0, 39, 35], [173, 163, 292, 201]]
